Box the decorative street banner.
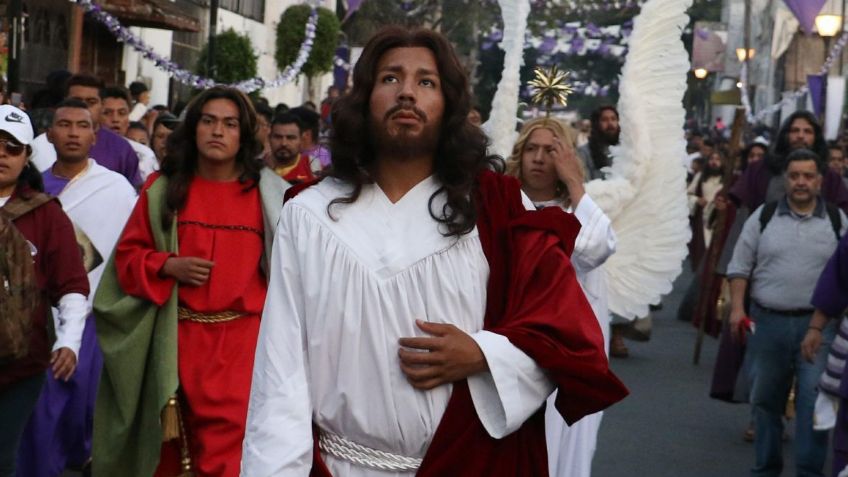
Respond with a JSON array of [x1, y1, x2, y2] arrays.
[[692, 21, 727, 72], [783, 0, 826, 35]]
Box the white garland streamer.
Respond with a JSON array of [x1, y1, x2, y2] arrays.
[[76, 0, 319, 93], [739, 30, 848, 124]]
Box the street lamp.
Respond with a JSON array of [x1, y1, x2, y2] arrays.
[[816, 14, 843, 37], [693, 68, 708, 79], [735, 48, 756, 62]]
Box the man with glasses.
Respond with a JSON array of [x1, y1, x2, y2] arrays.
[[16, 98, 136, 477]]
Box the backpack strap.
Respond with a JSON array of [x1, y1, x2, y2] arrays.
[[758, 201, 779, 234], [0, 193, 54, 221], [825, 203, 843, 241]]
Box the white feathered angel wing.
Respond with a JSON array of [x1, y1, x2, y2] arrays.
[[481, 0, 531, 158], [584, 0, 693, 319]]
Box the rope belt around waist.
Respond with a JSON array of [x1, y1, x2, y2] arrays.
[[177, 307, 244, 323], [318, 428, 422, 472]]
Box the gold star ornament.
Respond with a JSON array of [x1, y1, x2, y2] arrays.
[[528, 66, 574, 117]]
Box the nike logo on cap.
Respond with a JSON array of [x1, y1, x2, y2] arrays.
[[5, 112, 24, 123]]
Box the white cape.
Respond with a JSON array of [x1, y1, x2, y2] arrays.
[[54, 159, 137, 295]]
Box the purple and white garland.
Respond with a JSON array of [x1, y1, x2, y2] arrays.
[[740, 30, 848, 124], [75, 0, 319, 92], [551, 0, 645, 14]]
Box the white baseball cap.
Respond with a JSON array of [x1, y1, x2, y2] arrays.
[[0, 105, 34, 145]]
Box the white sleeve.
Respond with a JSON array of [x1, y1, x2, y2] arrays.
[[467, 331, 555, 439], [242, 207, 313, 477], [51, 293, 89, 358], [128, 102, 148, 122], [570, 194, 617, 275]]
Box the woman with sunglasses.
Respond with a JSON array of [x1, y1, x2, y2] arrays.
[[506, 117, 617, 477], [0, 105, 89, 477]]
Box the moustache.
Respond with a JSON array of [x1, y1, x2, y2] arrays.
[[273, 147, 296, 157], [384, 101, 428, 123]]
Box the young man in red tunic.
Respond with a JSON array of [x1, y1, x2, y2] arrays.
[[93, 87, 287, 477], [242, 27, 627, 476]]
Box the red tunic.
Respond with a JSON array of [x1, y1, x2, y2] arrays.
[[0, 189, 89, 390], [114, 174, 266, 477], [274, 154, 315, 185]]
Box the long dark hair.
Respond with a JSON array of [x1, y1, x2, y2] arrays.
[[159, 86, 262, 228], [588, 105, 619, 171], [771, 111, 828, 174], [326, 26, 499, 237]]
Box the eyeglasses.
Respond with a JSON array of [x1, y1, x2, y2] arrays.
[[0, 139, 25, 156]]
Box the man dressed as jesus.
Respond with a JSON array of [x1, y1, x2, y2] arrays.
[[242, 26, 628, 477]]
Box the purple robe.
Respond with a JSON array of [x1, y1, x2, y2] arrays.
[[811, 233, 848, 321], [809, 234, 848, 476], [91, 127, 142, 188], [15, 173, 103, 476], [729, 160, 848, 213]]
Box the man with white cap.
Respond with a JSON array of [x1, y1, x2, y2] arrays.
[[0, 105, 89, 477], [15, 98, 136, 477]]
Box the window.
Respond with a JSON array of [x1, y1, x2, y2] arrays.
[[220, 0, 265, 22]]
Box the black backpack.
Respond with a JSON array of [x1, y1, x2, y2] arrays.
[[759, 200, 842, 241]]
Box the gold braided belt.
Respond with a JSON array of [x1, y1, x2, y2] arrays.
[[177, 307, 244, 323]]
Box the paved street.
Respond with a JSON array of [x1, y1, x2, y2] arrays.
[[593, 267, 828, 477]]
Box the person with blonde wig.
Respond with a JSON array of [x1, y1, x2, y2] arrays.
[[507, 116, 617, 477]]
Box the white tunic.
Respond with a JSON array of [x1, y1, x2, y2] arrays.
[[242, 176, 555, 477], [537, 195, 617, 477]]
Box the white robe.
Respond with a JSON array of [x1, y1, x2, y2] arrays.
[[537, 195, 616, 477], [53, 159, 137, 297], [242, 176, 556, 477], [43, 159, 136, 358], [686, 173, 723, 247], [127, 139, 159, 181]]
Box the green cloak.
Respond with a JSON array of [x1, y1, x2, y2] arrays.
[[92, 169, 286, 476]]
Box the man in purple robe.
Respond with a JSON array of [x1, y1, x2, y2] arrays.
[[800, 231, 848, 477], [16, 99, 136, 476], [29, 74, 142, 188], [730, 111, 848, 213]]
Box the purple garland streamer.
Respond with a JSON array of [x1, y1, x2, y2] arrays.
[[77, 0, 319, 92]]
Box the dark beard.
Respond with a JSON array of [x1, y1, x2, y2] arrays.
[[370, 108, 440, 160], [601, 128, 620, 146], [702, 165, 723, 178], [273, 149, 298, 167]]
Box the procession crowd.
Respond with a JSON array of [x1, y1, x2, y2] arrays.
[[0, 25, 846, 477]]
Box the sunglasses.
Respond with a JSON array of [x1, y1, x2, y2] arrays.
[[0, 139, 25, 156]]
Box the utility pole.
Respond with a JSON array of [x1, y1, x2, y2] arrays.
[[7, 0, 23, 94], [207, 0, 219, 78]]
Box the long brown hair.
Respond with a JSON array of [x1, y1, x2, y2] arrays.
[[159, 86, 262, 228], [588, 105, 619, 171], [326, 26, 499, 237]]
